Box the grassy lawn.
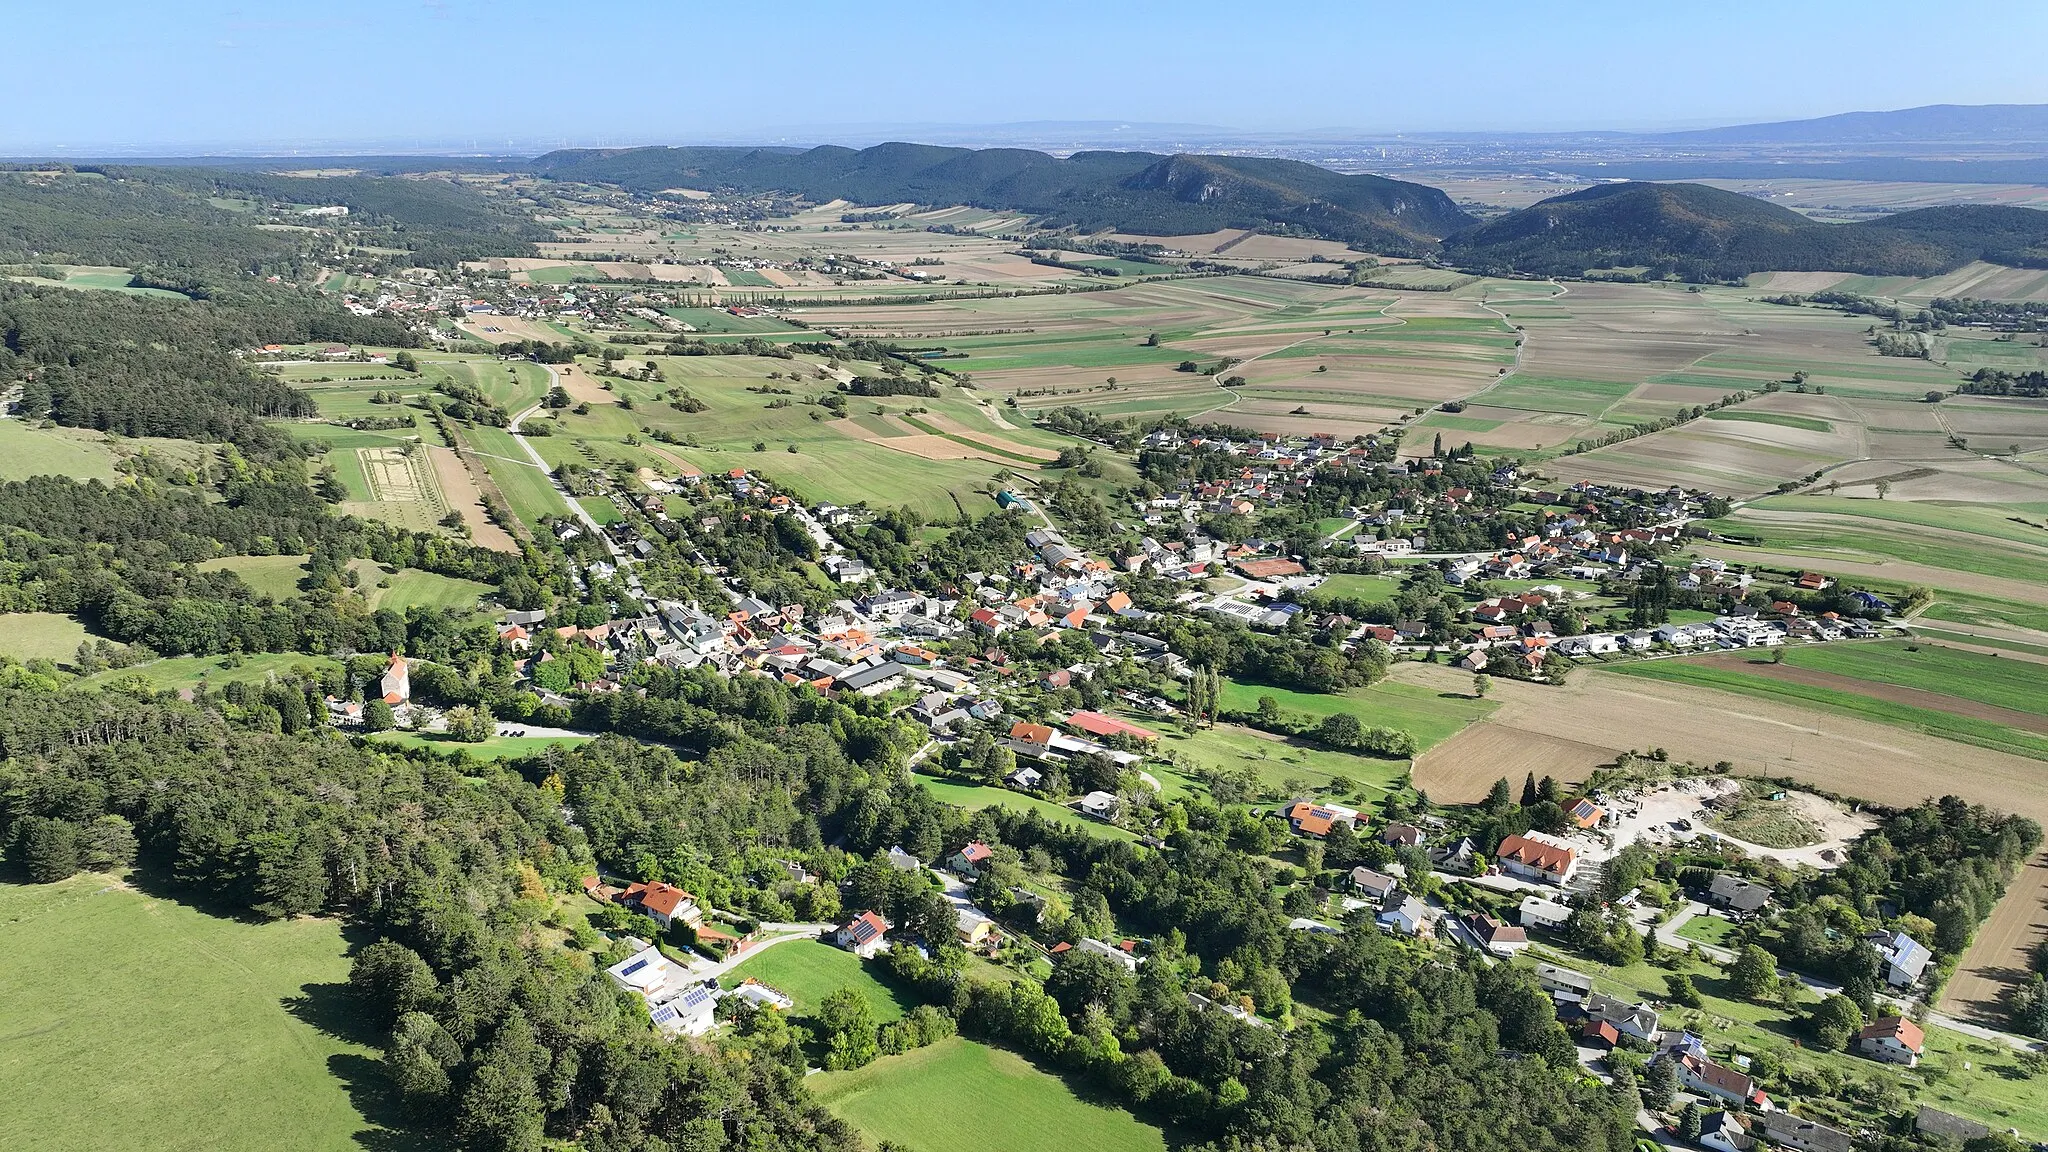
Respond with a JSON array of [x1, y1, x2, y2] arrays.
[[1310, 573, 1402, 603], [367, 731, 593, 759], [1516, 942, 2046, 1139], [0, 612, 93, 663], [1675, 914, 1739, 947], [199, 554, 311, 600], [0, 419, 127, 482], [1161, 723, 1407, 802], [917, 778, 1137, 841], [80, 653, 339, 693], [349, 562, 493, 613], [1605, 660, 2048, 761], [1220, 676, 1497, 752], [0, 874, 389, 1151], [810, 1036, 1167, 1152], [722, 939, 915, 1022]]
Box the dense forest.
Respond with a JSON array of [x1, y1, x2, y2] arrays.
[[528, 143, 1475, 254], [1440, 182, 2048, 280]]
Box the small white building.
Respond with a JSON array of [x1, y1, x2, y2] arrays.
[[1519, 895, 1574, 931]]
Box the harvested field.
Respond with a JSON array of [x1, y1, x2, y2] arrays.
[[1696, 543, 2048, 607], [832, 419, 1022, 463], [425, 445, 517, 551], [1942, 853, 2048, 1025], [1410, 721, 1617, 798], [1400, 662, 2048, 815]]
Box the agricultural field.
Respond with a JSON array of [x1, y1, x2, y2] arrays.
[[1405, 655, 2048, 815], [1608, 652, 2048, 761], [0, 613, 94, 663], [0, 875, 387, 1152], [721, 940, 916, 1022], [810, 1037, 1168, 1152], [516, 345, 1071, 522]]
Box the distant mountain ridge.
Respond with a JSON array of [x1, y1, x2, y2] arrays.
[[1651, 103, 2048, 146], [528, 143, 1474, 254], [1440, 182, 2048, 280]]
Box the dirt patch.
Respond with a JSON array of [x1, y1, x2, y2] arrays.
[[458, 315, 565, 345], [424, 444, 518, 552], [553, 364, 615, 406], [1411, 721, 1618, 800], [1693, 651, 2048, 735]]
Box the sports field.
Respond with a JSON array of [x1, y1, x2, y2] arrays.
[[810, 1037, 1167, 1152], [0, 875, 385, 1152], [722, 939, 915, 1022]]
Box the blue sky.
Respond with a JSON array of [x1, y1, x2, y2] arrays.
[[11, 0, 2048, 151]]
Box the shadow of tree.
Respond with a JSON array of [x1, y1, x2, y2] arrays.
[[329, 1053, 450, 1152], [284, 980, 384, 1048]]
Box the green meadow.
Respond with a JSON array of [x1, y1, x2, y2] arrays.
[[811, 1037, 1168, 1152], [0, 875, 386, 1152]]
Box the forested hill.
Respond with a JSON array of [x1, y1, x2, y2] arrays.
[[0, 165, 540, 273], [529, 143, 1475, 253], [1439, 181, 2048, 280]]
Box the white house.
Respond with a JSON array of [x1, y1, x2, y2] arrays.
[[1377, 896, 1436, 939], [1078, 936, 1139, 972], [1868, 929, 1931, 988], [1079, 791, 1121, 821], [1857, 1016, 1924, 1066], [1519, 895, 1574, 931]]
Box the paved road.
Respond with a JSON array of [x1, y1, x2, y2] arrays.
[[691, 922, 836, 982]]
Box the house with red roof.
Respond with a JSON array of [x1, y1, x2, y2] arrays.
[[947, 842, 995, 877], [1066, 711, 1158, 743], [835, 911, 890, 958], [1857, 1015, 1924, 1066], [1496, 833, 1579, 885], [621, 881, 704, 929]]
